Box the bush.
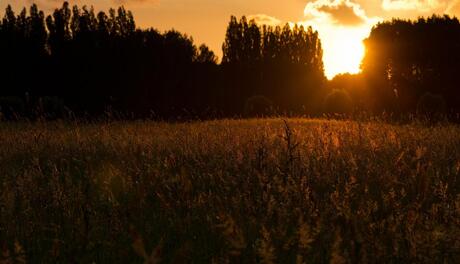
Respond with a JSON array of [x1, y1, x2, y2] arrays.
[[416, 93, 446, 121], [0, 96, 25, 120], [323, 89, 353, 115], [37, 96, 67, 119], [244, 95, 273, 117]]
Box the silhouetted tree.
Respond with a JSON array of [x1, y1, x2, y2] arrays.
[[222, 16, 325, 115], [0, 4, 328, 119], [363, 15, 460, 114], [328, 73, 368, 111], [196, 44, 218, 64]]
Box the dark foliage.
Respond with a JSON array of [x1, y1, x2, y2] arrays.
[[362, 15, 460, 114], [0, 96, 25, 120], [4, 3, 458, 120], [244, 95, 273, 117], [0, 3, 326, 119], [323, 89, 353, 114], [222, 17, 326, 115], [417, 92, 446, 122]]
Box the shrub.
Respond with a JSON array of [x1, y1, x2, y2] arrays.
[[37, 96, 67, 119], [416, 93, 446, 121], [323, 89, 353, 115], [244, 95, 273, 117], [0, 96, 25, 120]]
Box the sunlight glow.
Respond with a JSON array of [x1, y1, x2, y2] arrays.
[[300, 0, 380, 79], [321, 27, 368, 79], [297, 21, 373, 79]]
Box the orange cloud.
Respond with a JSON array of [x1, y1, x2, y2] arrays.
[[247, 14, 282, 26], [304, 0, 370, 26], [298, 0, 382, 78], [248, 1, 380, 78], [382, 0, 444, 11]]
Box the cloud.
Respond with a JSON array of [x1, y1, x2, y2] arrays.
[[382, 0, 443, 12], [298, 0, 381, 78], [304, 0, 370, 26], [247, 14, 282, 26], [246, 1, 380, 78]]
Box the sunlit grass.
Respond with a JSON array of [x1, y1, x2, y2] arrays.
[[0, 118, 459, 262]]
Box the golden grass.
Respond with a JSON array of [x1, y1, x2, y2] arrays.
[[0, 118, 459, 263]]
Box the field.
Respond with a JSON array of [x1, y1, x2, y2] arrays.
[[0, 119, 459, 263]]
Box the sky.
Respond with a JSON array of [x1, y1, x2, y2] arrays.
[[2, 0, 460, 78]]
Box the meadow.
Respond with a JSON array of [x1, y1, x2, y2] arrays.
[[0, 119, 459, 263]]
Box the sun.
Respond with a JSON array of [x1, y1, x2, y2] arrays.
[[320, 26, 370, 79], [323, 29, 366, 79], [300, 17, 377, 80]]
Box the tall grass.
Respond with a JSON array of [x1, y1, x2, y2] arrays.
[[0, 119, 459, 263]]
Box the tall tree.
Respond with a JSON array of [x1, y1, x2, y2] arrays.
[[362, 15, 460, 113]]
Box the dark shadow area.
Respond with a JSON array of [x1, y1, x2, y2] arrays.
[[0, 3, 326, 120], [1, 3, 460, 121], [362, 15, 460, 117]]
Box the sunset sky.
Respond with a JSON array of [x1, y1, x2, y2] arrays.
[[3, 0, 460, 78]]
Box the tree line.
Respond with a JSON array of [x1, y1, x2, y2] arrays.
[[1, 2, 459, 120], [345, 15, 460, 117], [0, 2, 223, 119], [0, 2, 325, 119], [221, 16, 325, 115]]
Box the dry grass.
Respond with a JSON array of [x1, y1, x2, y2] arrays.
[[0, 118, 459, 263]]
